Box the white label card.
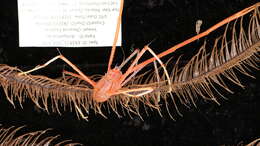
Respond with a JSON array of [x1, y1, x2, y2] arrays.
[[18, 0, 121, 47]]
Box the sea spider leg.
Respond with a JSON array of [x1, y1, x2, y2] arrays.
[[146, 46, 172, 92], [62, 70, 86, 82], [60, 48, 149, 98], [119, 46, 148, 83], [122, 45, 172, 90], [50, 0, 125, 86], [107, 0, 124, 71], [92, 46, 158, 102], [110, 2, 260, 100], [126, 3, 260, 77], [120, 49, 142, 86], [120, 45, 167, 84], [52, 0, 125, 103], [18, 54, 96, 87], [118, 49, 140, 69], [115, 87, 154, 97], [62, 48, 140, 83], [121, 67, 141, 86], [112, 46, 170, 98]]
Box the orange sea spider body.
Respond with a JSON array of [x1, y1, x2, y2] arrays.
[[93, 68, 123, 102]]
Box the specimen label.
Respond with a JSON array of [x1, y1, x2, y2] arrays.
[[17, 0, 121, 47]]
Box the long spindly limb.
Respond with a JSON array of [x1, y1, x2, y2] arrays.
[[119, 49, 141, 86], [112, 87, 154, 97], [118, 48, 140, 69], [120, 45, 172, 87], [18, 55, 96, 87], [121, 67, 141, 86], [120, 46, 148, 83], [129, 3, 260, 76], [117, 46, 172, 97], [107, 0, 124, 71], [61, 49, 140, 86], [145, 46, 172, 92], [63, 70, 88, 82], [142, 47, 184, 117]]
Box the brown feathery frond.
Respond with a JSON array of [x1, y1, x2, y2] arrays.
[[118, 3, 260, 118], [120, 2, 259, 118], [167, 3, 260, 108], [0, 64, 160, 120], [0, 65, 96, 120], [0, 63, 157, 120], [0, 3, 259, 120], [0, 125, 81, 145]]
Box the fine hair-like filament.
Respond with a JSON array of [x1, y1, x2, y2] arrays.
[[0, 3, 259, 120], [0, 125, 81, 145]]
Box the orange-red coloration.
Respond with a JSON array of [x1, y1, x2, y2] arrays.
[[17, 1, 260, 105], [93, 68, 123, 102]]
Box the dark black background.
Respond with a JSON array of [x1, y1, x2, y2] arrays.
[[0, 0, 259, 146]]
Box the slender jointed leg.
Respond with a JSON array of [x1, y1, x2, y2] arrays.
[[128, 4, 259, 76], [145, 46, 172, 92], [61, 49, 141, 87], [114, 87, 154, 97], [118, 49, 140, 69], [113, 46, 172, 98], [120, 46, 149, 83], [120, 45, 171, 85], [107, 0, 124, 71], [63, 70, 88, 82], [18, 55, 96, 87]]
